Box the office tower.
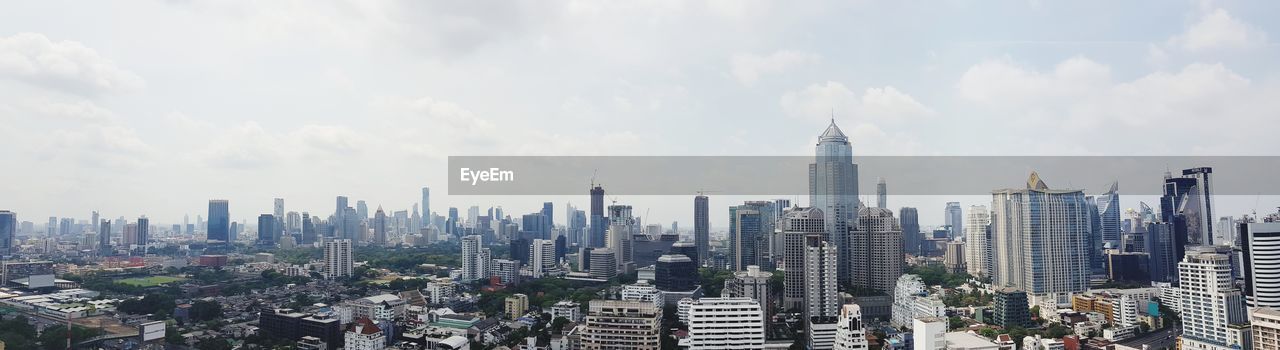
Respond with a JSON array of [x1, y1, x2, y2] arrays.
[[301, 212, 314, 244], [0, 211, 13, 255], [580, 300, 661, 350], [671, 241, 699, 264], [59, 217, 73, 236], [899, 207, 921, 257], [590, 185, 606, 248], [964, 205, 991, 277], [1242, 222, 1280, 308], [98, 219, 111, 254], [694, 194, 709, 266], [257, 214, 277, 246], [356, 200, 368, 222], [522, 213, 549, 239], [541, 201, 554, 229], [184, 215, 190, 234], [342, 207, 359, 241], [461, 235, 485, 281], [324, 239, 354, 279], [1096, 181, 1121, 247], [285, 211, 301, 236], [834, 304, 869, 350], [510, 237, 531, 266], [810, 120, 858, 288], [655, 254, 697, 292], [685, 298, 765, 350], [1183, 167, 1216, 244], [783, 207, 825, 311], [136, 216, 149, 247], [274, 197, 285, 234], [555, 235, 567, 260], [806, 236, 840, 350], [372, 207, 387, 246], [913, 317, 946, 350], [945, 202, 962, 240], [1161, 169, 1210, 260], [993, 288, 1031, 328], [532, 239, 556, 278], [421, 187, 430, 228], [122, 221, 136, 246], [850, 207, 904, 294], [730, 207, 763, 271], [90, 210, 98, 233], [588, 249, 617, 280], [1179, 246, 1248, 350], [1253, 307, 1280, 350], [447, 207, 459, 237], [208, 200, 230, 245], [876, 178, 887, 209], [1148, 222, 1179, 283], [46, 216, 56, 236], [570, 208, 587, 246], [990, 172, 1091, 295]]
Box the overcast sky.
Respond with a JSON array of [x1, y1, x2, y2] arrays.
[[2, 1, 1278, 230]]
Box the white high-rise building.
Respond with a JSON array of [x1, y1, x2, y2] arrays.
[[913, 317, 946, 350], [1179, 246, 1249, 350], [1242, 222, 1280, 308], [621, 280, 664, 307], [580, 300, 661, 350], [723, 265, 770, 303], [834, 304, 869, 350], [532, 238, 557, 278], [892, 274, 927, 328], [461, 235, 485, 282], [324, 239, 353, 279], [964, 205, 991, 277], [782, 207, 825, 311], [991, 172, 1091, 295], [807, 236, 840, 350], [685, 297, 765, 349]]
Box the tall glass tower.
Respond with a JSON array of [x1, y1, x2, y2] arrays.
[[809, 119, 858, 287], [207, 200, 230, 245]]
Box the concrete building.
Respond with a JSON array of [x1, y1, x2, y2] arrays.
[[580, 300, 661, 350], [532, 238, 558, 278], [1253, 307, 1280, 350], [850, 207, 905, 294], [724, 265, 771, 303], [344, 318, 385, 350], [964, 205, 991, 277], [834, 304, 869, 350], [1179, 246, 1249, 350], [685, 297, 765, 349], [621, 280, 664, 307], [991, 172, 1091, 295], [461, 235, 487, 282], [782, 207, 825, 311], [994, 288, 1030, 329], [323, 239, 353, 279], [505, 294, 529, 320], [944, 241, 966, 275], [1242, 222, 1280, 308], [913, 317, 946, 350]]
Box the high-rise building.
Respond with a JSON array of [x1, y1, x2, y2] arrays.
[[694, 195, 709, 266], [461, 235, 486, 282], [993, 288, 1031, 328], [900, 207, 920, 256], [207, 200, 230, 245], [655, 254, 697, 292], [964, 205, 991, 277], [943, 241, 965, 275], [850, 207, 904, 294], [1179, 246, 1248, 350], [324, 239, 354, 279], [724, 264, 771, 303], [782, 207, 825, 311], [810, 120, 858, 287], [590, 185, 606, 248], [532, 238, 557, 278], [580, 300, 661, 350], [0, 210, 15, 255], [373, 207, 387, 246], [685, 297, 765, 350], [945, 202, 962, 240], [1096, 182, 1121, 249], [356, 200, 369, 222], [1182, 167, 1216, 245], [1147, 221, 1179, 283], [301, 212, 315, 245], [274, 197, 285, 236], [730, 206, 763, 271], [588, 248, 617, 280], [1253, 307, 1280, 350], [1243, 222, 1280, 308], [834, 304, 869, 350], [98, 219, 111, 254], [258, 214, 277, 247], [991, 172, 1091, 295], [876, 178, 887, 209], [806, 236, 840, 350], [421, 187, 431, 228], [913, 317, 947, 350]]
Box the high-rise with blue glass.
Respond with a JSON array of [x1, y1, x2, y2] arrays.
[[809, 119, 858, 287], [208, 200, 230, 246]]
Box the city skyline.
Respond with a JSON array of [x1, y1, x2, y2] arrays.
[[3, 1, 1280, 227]]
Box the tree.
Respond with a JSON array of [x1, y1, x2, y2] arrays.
[[37, 325, 102, 350], [191, 300, 224, 321]]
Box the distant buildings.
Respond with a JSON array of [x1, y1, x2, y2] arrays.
[[504, 294, 528, 320], [531, 238, 557, 278], [964, 205, 990, 277], [782, 207, 825, 311], [258, 309, 342, 349], [207, 200, 230, 245], [655, 254, 697, 292], [324, 239, 353, 279], [945, 202, 962, 240], [461, 235, 486, 282], [580, 300, 661, 350], [900, 207, 920, 256], [723, 265, 771, 304], [890, 275, 945, 329], [684, 297, 765, 349], [588, 248, 617, 280]]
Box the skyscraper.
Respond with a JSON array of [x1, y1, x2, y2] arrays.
[[810, 119, 858, 287], [964, 205, 991, 277], [876, 178, 887, 209], [98, 219, 111, 255], [694, 194, 709, 266], [590, 185, 606, 248], [1096, 182, 1121, 248], [1241, 222, 1280, 308], [421, 187, 431, 228], [806, 236, 840, 350], [301, 212, 315, 245], [0, 210, 14, 255], [849, 207, 904, 294], [274, 197, 285, 238], [373, 207, 387, 246], [532, 238, 556, 278], [324, 239, 354, 279], [944, 202, 962, 240], [258, 214, 277, 247], [207, 200, 230, 246], [730, 206, 763, 271], [990, 172, 1091, 295], [542, 202, 554, 230], [136, 216, 149, 248], [1178, 246, 1248, 350], [783, 207, 825, 311], [900, 207, 920, 256]]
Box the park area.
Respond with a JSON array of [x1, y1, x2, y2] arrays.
[[115, 276, 186, 287]]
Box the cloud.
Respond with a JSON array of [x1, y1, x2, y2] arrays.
[[0, 98, 118, 124], [0, 33, 144, 95], [1167, 8, 1268, 52], [780, 81, 933, 121], [730, 50, 821, 86], [36, 124, 154, 169]]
